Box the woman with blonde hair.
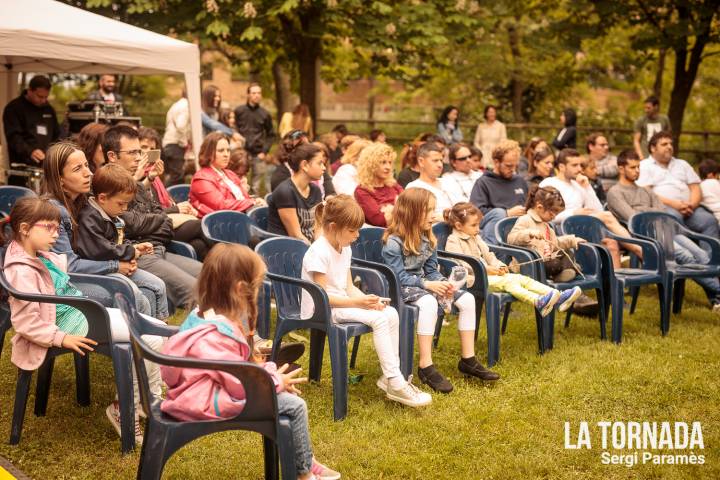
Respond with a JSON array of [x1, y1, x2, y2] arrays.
[[279, 103, 314, 139], [332, 138, 371, 195], [354, 143, 403, 227]]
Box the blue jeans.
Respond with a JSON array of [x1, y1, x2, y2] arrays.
[[76, 274, 152, 316], [665, 205, 719, 238], [480, 207, 507, 245], [673, 234, 720, 305], [129, 268, 170, 320], [277, 392, 313, 475]]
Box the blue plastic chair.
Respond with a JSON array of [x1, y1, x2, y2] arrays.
[[495, 216, 608, 350], [629, 211, 720, 319], [432, 223, 545, 366], [248, 206, 270, 231], [0, 186, 35, 214], [167, 240, 197, 260], [256, 237, 389, 421], [351, 227, 418, 377], [115, 294, 296, 480], [167, 184, 190, 203], [562, 215, 669, 342], [202, 210, 278, 247], [0, 269, 136, 453]]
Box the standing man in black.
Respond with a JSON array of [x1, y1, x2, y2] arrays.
[[2, 75, 60, 185], [234, 82, 276, 194]]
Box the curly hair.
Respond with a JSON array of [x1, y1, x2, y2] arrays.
[[340, 138, 371, 165], [491, 139, 521, 163], [356, 143, 398, 191]]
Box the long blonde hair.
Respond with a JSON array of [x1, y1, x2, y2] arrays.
[[383, 188, 436, 255], [340, 139, 371, 165], [356, 143, 397, 191]]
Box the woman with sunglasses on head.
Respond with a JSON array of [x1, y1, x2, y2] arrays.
[[270, 130, 335, 198], [440, 143, 482, 205]]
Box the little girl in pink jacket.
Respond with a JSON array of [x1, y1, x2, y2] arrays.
[[160, 243, 339, 480]]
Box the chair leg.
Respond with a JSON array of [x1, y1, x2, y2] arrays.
[[611, 281, 624, 344], [563, 308, 573, 329], [543, 311, 556, 351], [474, 296, 485, 341], [136, 421, 170, 480], [111, 344, 136, 454], [534, 310, 545, 355], [658, 282, 670, 336], [629, 286, 640, 314], [501, 304, 511, 334], [432, 310, 444, 348], [34, 357, 55, 416], [672, 279, 685, 314], [327, 331, 349, 421], [349, 336, 361, 370], [308, 329, 326, 382], [596, 287, 607, 341], [398, 307, 415, 379], [277, 419, 297, 480], [262, 435, 279, 480], [74, 352, 91, 407], [485, 297, 501, 367], [9, 370, 33, 445]]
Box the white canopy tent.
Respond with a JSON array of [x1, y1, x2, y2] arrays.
[[0, 0, 202, 175]]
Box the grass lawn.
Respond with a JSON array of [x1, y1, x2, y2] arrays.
[[0, 282, 718, 479]]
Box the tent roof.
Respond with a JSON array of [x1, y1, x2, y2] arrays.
[[0, 0, 199, 75]]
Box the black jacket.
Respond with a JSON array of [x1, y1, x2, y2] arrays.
[[76, 198, 136, 262], [552, 108, 577, 150], [2, 92, 60, 165], [234, 103, 275, 155], [121, 182, 174, 247], [469, 171, 528, 214]]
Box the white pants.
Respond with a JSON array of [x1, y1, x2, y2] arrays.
[[413, 292, 475, 336], [332, 306, 403, 380], [107, 307, 164, 406]]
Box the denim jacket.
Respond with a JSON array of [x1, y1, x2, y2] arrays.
[[382, 234, 445, 288], [49, 199, 118, 275]]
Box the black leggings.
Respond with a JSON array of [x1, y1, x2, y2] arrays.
[[173, 219, 211, 260]]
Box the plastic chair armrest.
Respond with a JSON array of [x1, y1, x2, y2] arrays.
[[605, 232, 662, 271], [437, 250, 489, 296], [351, 258, 401, 308], [168, 240, 197, 260], [350, 266, 389, 298], [266, 272, 332, 327]]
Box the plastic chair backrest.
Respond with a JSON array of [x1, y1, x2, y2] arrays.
[[167, 184, 190, 203], [201, 210, 254, 245], [561, 215, 606, 244], [432, 222, 452, 250], [255, 237, 308, 318], [351, 227, 386, 263], [248, 207, 269, 231], [0, 186, 36, 214], [495, 216, 518, 244], [630, 212, 677, 262]]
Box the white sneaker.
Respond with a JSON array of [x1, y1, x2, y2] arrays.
[[376, 376, 388, 392], [712, 303, 720, 314], [386, 376, 432, 407], [106, 402, 143, 444]]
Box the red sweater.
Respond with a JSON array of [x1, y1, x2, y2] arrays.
[[354, 183, 403, 227], [189, 167, 254, 218]]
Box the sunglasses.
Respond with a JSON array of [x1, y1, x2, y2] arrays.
[[454, 155, 471, 161]]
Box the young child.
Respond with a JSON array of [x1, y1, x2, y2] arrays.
[[582, 156, 607, 203], [160, 243, 339, 480], [507, 186, 585, 283], [444, 202, 581, 316], [2, 197, 163, 444], [75, 164, 169, 321], [381, 188, 499, 394], [699, 159, 720, 225], [301, 195, 431, 407]]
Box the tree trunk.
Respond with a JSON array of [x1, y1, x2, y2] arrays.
[[367, 77, 376, 132], [272, 59, 292, 116], [507, 22, 524, 122], [653, 48, 666, 100], [297, 40, 322, 123]]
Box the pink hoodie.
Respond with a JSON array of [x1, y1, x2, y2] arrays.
[[160, 310, 283, 421], [3, 240, 68, 371]]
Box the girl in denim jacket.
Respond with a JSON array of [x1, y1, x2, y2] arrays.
[[381, 188, 499, 394]]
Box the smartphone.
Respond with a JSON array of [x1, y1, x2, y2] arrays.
[[146, 149, 161, 164]]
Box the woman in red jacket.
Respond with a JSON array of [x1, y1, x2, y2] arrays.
[[189, 132, 265, 218]]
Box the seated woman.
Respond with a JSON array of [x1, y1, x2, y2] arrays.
[[332, 139, 371, 196], [270, 130, 335, 198], [189, 132, 265, 218], [526, 148, 555, 189], [75, 122, 108, 173], [354, 142, 403, 227]]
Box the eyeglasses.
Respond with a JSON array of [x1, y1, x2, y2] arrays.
[[118, 149, 143, 157], [33, 223, 59, 234], [454, 155, 471, 162]]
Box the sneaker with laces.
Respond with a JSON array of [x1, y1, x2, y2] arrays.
[[712, 303, 720, 314], [557, 286, 582, 312], [311, 458, 341, 480], [376, 376, 388, 392], [417, 364, 453, 393], [106, 402, 143, 444], [386, 377, 432, 407], [535, 290, 561, 317]]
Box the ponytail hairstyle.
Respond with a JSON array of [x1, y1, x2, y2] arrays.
[[525, 185, 565, 212], [314, 194, 365, 233], [383, 188, 436, 254], [443, 202, 482, 230], [41, 141, 88, 228], [1, 197, 61, 245], [196, 243, 267, 355]]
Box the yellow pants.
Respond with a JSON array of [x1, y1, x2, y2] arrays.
[[487, 273, 554, 305]]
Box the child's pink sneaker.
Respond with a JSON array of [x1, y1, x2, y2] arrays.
[[311, 458, 341, 479]]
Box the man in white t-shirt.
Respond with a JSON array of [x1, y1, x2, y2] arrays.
[[406, 142, 455, 220], [540, 148, 642, 265], [637, 131, 719, 238], [440, 143, 482, 205]]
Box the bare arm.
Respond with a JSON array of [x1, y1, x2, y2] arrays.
[[311, 271, 382, 310], [633, 132, 643, 159], [688, 183, 702, 209], [277, 208, 310, 243]]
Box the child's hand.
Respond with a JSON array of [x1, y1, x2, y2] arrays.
[[425, 281, 454, 297], [61, 335, 97, 355], [488, 266, 508, 276], [356, 294, 383, 310], [277, 363, 307, 396], [134, 242, 154, 257]]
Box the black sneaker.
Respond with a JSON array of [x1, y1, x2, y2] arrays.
[[458, 357, 500, 381], [417, 365, 453, 393]]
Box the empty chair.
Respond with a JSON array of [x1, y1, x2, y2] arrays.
[[202, 210, 277, 248], [248, 206, 270, 231], [0, 186, 35, 214], [167, 184, 190, 203]]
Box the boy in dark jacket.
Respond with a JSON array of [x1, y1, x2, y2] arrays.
[[76, 165, 169, 319]]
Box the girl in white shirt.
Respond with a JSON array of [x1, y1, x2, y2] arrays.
[[301, 195, 431, 408]]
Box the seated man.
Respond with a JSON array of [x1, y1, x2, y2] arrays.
[[103, 125, 202, 310], [540, 148, 641, 266], [586, 132, 618, 191], [637, 131, 719, 238], [405, 142, 456, 220], [608, 150, 720, 312], [469, 139, 528, 244], [698, 159, 720, 225], [440, 143, 481, 205]]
